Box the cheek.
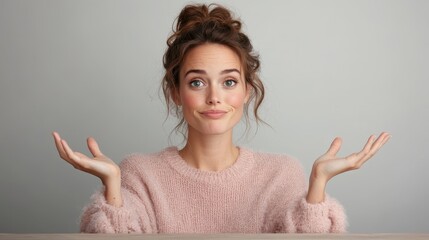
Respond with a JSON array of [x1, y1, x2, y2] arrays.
[[226, 92, 247, 108], [181, 92, 201, 110]]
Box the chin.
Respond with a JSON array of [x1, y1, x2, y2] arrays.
[[188, 122, 237, 136], [198, 126, 233, 136]]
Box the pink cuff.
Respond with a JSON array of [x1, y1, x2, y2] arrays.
[[294, 195, 347, 233]]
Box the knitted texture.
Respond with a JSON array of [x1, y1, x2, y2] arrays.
[[80, 147, 347, 233]]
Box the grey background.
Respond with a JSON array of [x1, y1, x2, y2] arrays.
[[0, 0, 428, 233]]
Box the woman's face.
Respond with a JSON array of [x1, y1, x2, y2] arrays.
[[177, 43, 249, 136]]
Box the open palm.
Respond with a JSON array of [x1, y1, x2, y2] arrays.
[[312, 132, 391, 182], [53, 132, 120, 183]]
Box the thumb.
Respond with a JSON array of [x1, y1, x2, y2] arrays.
[[325, 137, 342, 156], [87, 137, 103, 157]]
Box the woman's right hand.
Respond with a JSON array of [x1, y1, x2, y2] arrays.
[[52, 131, 121, 186], [53, 132, 123, 206]]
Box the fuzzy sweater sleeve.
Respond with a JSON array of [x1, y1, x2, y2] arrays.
[[279, 156, 348, 233], [80, 155, 157, 233], [287, 195, 347, 233]]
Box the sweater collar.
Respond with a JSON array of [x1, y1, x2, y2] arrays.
[[162, 146, 254, 183]]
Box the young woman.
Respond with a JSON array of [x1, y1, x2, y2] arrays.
[[53, 3, 390, 233]]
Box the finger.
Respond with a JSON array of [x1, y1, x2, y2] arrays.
[[325, 137, 342, 156], [53, 132, 67, 159], [359, 133, 390, 164], [361, 135, 376, 154], [354, 133, 390, 167], [368, 132, 390, 153], [61, 139, 81, 165], [343, 135, 375, 168], [56, 140, 79, 168], [379, 133, 391, 146], [87, 137, 103, 158]]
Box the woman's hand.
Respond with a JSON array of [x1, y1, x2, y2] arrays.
[[53, 131, 120, 183], [306, 132, 391, 203], [53, 132, 122, 206]]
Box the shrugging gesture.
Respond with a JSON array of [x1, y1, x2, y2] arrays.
[[306, 132, 391, 203], [52, 132, 122, 207], [307, 132, 390, 203]]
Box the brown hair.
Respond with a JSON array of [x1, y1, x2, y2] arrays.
[[162, 3, 265, 136]]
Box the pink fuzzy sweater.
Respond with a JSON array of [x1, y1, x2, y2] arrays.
[[80, 147, 347, 233]]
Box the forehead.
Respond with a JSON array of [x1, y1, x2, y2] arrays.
[[181, 43, 242, 73]]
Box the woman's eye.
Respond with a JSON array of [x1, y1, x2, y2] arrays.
[[224, 79, 237, 88], [190, 80, 204, 88]]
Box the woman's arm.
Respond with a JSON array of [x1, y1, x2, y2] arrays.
[[53, 132, 123, 207], [54, 132, 155, 233], [306, 132, 390, 203]]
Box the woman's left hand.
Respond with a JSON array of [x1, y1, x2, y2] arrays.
[[306, 132, 391, 203]]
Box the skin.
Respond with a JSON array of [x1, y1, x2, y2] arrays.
[[175, 43, 250, 172], [53, 43, 391, 207]]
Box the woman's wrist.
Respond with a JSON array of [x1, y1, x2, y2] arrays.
[[102, 174, 123, 207], [306, 175, 328, 204]]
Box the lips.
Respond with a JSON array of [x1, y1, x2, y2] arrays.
[[200, 109, 228, 119]]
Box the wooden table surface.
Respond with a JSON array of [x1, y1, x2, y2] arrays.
[[1, 233, 428, 240]]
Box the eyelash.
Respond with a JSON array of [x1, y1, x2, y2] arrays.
[[224, 79, 237, 88], [189, 79, 205, 88], [188, 79, 238, 88]]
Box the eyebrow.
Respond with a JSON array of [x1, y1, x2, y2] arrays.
[[184, 68, 241, 78]]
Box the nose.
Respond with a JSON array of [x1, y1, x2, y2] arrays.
[[206, 85, 221, 105]]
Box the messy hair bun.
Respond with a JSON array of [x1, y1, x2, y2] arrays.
[[162, 3, 265, 136]]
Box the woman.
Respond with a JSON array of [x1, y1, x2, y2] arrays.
[[53, 3, 390, 233]]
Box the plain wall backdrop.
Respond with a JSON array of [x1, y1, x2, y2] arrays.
[[0, 0, 428, 233]]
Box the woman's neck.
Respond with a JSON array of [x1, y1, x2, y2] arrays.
[[178, 128, 239, 172]]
